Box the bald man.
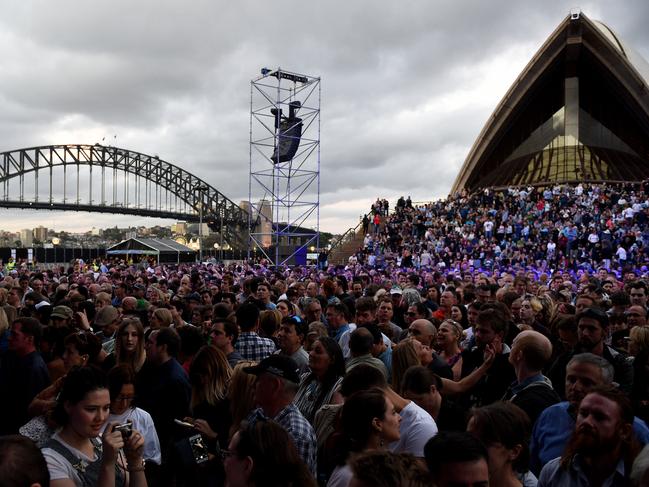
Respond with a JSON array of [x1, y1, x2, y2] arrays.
[[408, 319, 454, 380], [503, 330, 561, 423], [407, 319, 437, 347], [121, 296, 137, 313]]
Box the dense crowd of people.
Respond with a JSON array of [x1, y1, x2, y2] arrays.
[[357, 182, 649, 274], [4, 182, 649, 486]]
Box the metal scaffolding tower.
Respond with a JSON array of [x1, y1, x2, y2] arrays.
[[248, 68, 321, 266]]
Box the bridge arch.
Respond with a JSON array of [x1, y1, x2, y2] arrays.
[[0, 144, 249, 247]]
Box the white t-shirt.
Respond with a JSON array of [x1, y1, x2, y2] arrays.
[[41, 431, 99, 485], [102, 407, 162, 464], [389, 401, 438, 457], [327, 463, 353, 487]]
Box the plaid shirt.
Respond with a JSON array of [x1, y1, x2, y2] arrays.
[[247, 404, 317, 475], [234, 332, 276, 362]]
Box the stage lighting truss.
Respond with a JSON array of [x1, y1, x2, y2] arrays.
[[248, 68, 321, 266]]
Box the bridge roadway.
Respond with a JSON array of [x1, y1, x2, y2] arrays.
[[0, 144, 251, 248]]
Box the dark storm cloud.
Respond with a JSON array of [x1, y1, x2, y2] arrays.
[[0, 1, 647, 233]]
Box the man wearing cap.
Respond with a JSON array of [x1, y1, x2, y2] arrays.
[[245, 355, 317, 474], [390, 287, 406, 328], [94, 305, 121, 354], [548, 307, 634, 398], [50, 305, 74, 329]]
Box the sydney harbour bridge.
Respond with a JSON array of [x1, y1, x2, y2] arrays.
[[0, 144, 250, 249]]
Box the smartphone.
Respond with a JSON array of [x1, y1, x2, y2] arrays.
[[189, 434, 209, 464], [174, 419, 195, 428]]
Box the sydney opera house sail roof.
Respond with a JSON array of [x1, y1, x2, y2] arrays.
[[451, 12, 649, 194]]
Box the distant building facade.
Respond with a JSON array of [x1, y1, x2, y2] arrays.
[[20, 229, 33, 247], [452, 12, 649, 193]]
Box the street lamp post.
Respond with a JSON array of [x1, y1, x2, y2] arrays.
[[220, 211, 224, 262], [193, 184, 208, 263], [52, 237, 60, 267]]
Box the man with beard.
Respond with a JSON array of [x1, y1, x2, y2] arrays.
[[548, 307, 634, 397], [531, 353, 649, 474], [538, 386, 641, 486]]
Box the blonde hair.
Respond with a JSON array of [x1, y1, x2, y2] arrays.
[[95, 292, 111, 307], [0, 307, 8, 335], [631, 326, 649, 355], [152, 308, 173, 328], [374, 288, 387, 301], [440, 319, 463, 344], [228, 360, 258, 440], [189, 346, 232, 409], [0, 288, 8, 307], [391, 339, 420, 394], [148, 286, 169, 304]]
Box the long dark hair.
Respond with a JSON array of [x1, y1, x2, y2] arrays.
[[308, 337, 345, 405], [333, 389, 387, 465], [469, 401, 531, 473], [234, 421, 316, 487], [52, 366, 108, 426]]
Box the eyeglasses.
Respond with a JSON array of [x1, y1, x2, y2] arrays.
[[406, 312, 417, 317], [115, 395, 136, 402]]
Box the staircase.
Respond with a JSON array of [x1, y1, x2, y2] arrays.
[[327, 215, 371, 266]]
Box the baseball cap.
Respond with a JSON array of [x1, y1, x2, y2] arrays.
[[243, 354, 301, 384], [390, 287, 403, 295], [94, 305, 120, 328], [51, 305, 74, 320]]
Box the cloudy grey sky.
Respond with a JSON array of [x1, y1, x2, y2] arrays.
[[0, 0, 647, 235]]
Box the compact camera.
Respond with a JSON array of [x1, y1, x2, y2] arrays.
[[113, 421, 133, 439]]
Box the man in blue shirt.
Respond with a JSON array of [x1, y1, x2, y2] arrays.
[[531, 353, 649, 475], [538, 386, 638, 486]]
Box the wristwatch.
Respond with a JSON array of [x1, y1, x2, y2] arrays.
[[128, 458, 146, 472]]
